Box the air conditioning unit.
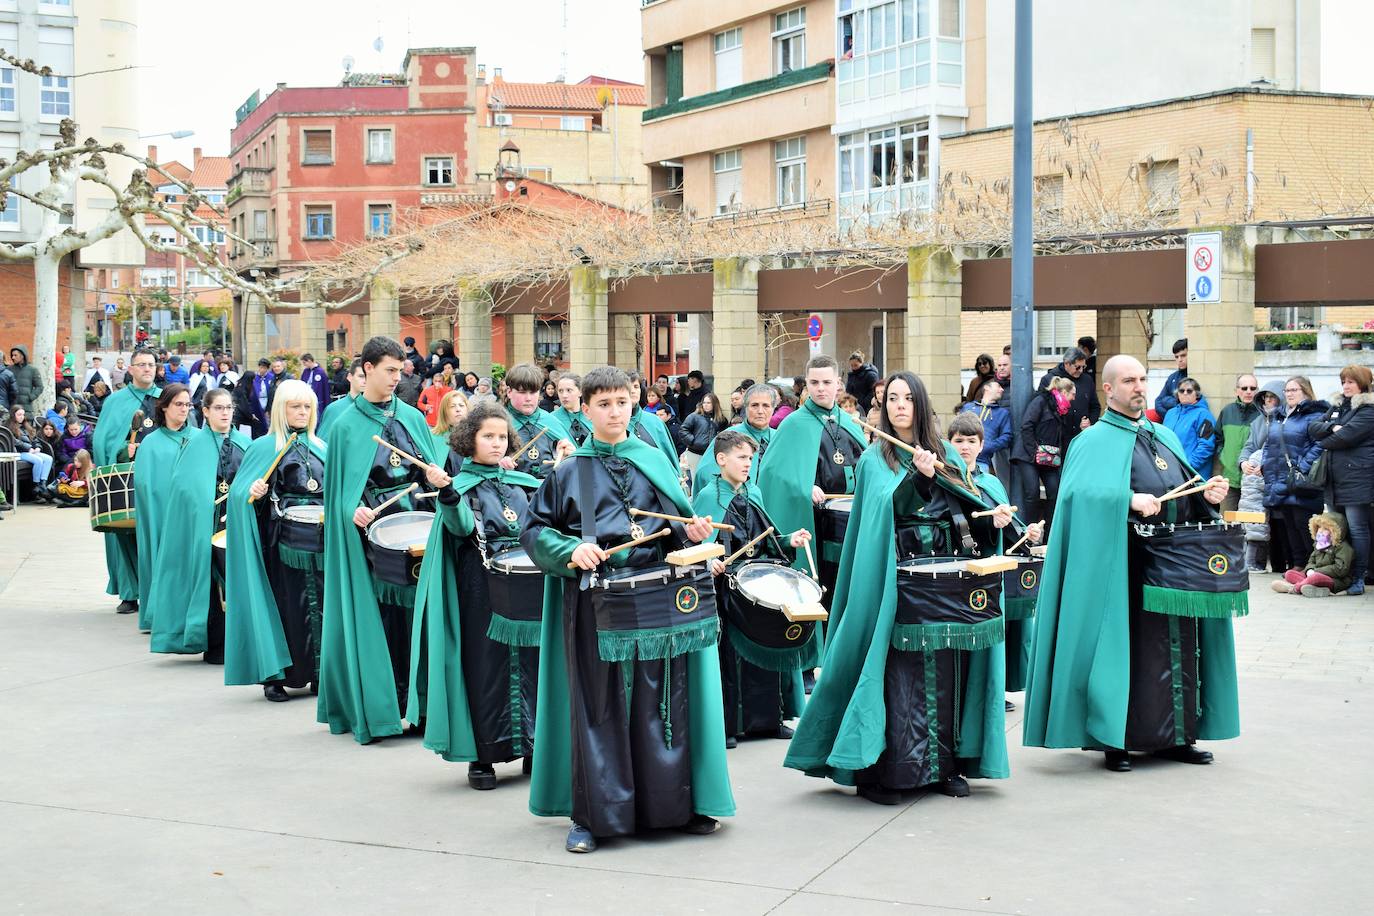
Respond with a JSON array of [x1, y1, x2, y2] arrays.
[[493, 113, 513, 126]]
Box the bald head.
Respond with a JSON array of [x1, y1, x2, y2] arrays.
[[1101, 355, 1148, 418]]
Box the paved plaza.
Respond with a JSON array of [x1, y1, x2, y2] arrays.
[[1, 504, 1371, 915]]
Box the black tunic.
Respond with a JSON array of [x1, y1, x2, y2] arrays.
[[510, 411, 560, 480], [205, 431, 246, 665], [263, 439, 326, 688]]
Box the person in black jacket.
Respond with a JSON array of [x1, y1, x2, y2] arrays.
[[328, 356, 350, 399], [1011, 377, 1076, 531], [1038, 346, 1099, 445], [678, 391, 726, 478], [845, 350, 881, 413], [424, 340, 461, 380], [1309, 364, 1374, 595]]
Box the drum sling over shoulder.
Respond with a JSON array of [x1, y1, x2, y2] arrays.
[[470, 491, 544, 648], [1133, 518, 1250, 619]]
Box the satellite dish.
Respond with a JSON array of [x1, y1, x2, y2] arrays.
[[342, 55, 355, 74], [373, 36, 384, 53], [504, 180, 517, 192]]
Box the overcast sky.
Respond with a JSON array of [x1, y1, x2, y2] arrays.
[[136, 0, 1374, 166]]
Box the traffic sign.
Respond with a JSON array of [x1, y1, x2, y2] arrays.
[[103, 302, 117, 316], [807, 313, 824, 341], [1186, 231, 1221, 304]]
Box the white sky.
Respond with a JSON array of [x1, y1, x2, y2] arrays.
[[135, 0, 1374, 166]]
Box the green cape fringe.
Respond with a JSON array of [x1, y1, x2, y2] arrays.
[[486, 613, 543, 648], [596, 617, 720, 663], [890, 616, 1005, 652], [279, 544, 322, 571], [1142, 585, 1250, 619], [726, 624, 820, 673]]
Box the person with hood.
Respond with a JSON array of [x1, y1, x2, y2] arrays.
[[551, 372, 590, 446], [0, 360, 17, 411], [424, 339, 460, 380], [1259, 376, 1328, 568], [1271, 512, 1355, 597], [1153, 338, 1189, 416], [1216, 374, 1263, 512], [298, 353, 332, 416], [1162, 378, 1217, 471], [131, 385, 197, 633], [8, 346, 42, 413], [1037, 346, 1099, 444], [1308, 364, 1374, 595], [1238, 381, 1288, 570], [958, 379, 1012, 474], [845, 350, 881, 413]]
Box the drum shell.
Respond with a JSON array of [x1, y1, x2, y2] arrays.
[[366, 512, 433, 587], [485, 547, 544, 624], [818, 498, 852, 544], [1133, 522, 1248, 597], [1002, 556, 1044, 620], [724, 560, 818, 650], [278, 511, 324, 554], [895, 558, 1003, 629], [89, 463, 136, 531], [591, 565, 718, 641]]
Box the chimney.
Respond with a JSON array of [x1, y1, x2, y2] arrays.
[[147, 144, 158, 163], [492, 67, 503, 83], [193, 147, 202, 165], [276, 81, 286, 91], [477, 63, 486, 83]]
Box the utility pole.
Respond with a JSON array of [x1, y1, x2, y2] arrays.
[[1009, 0, 1035, 444]]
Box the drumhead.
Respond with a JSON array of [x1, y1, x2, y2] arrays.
[[367, 510, 434, 549], [283, 504, 325, 524], [824, 497, 853, 513], [211, 529, 227, 550], [734, 562, 821, 610], [490, 546, 539, 573], [897, 556, 969, 576]]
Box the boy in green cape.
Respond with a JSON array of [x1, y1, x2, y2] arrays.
[[521, 366, 734, 854], [92, 348, 161, 616], [693, 383, 776, 493], [317, 337, 451, 744], [1023, 356, 1242, 772], [503, 363, 573, 480], [692, 429, 814, 746]]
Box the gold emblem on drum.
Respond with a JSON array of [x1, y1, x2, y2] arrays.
[[1208, 554, 1229, 576], [785, 624, 803, 641], [968, 588, 989, 612], [1019, 569, 1037, 590], [674, 585, 700, 614]]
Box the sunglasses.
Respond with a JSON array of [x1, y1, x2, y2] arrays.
[[1177, 388, 1196, 394], [1237, 385, 1257, 391]]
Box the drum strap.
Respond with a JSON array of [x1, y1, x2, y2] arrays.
[[949, 507, 977, 554], [578, 457, 597, 592]]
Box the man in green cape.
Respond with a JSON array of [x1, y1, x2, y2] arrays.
[[693, 383, 775, 493], [132, 387, 197, 633], [626, 369, 682, 465], [692, 429, 815, 745], [92, 348, 161, 615], [504, 363, 573, 479], [1023, 355, 1242, 772], [552, 371, 591, 446], [317, 337, 450, 744], [521, 366, 733, 854]]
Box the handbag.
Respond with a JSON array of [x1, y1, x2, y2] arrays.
[[1278, 420, 1326, 497], [1034, 444, 1062, 468]]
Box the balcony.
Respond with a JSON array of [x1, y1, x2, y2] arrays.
[[642, 60, 832, 123], [229, 236, 277, 270], [226, 167, 273, 205]]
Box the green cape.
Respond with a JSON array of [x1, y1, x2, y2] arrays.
[[629, 406, 682, 468], [783, 442, 1010, 784], [147, 425, 249, 654], [317, 396, 440, 743], [508, 405, 571, 445], [406, 462, 541, 762], [315, 394, 354, 438], [551, 406, 591, 443], [757, 400, 865, 570], [93, 382, 160, 600], [223, 431, 328, 685], [525, 435, 735, 820], [1022, 411, 1242, 749], [692, 421, 772, 493], [133, 423, 196, 631]]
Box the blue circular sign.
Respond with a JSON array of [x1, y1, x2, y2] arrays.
[[1195, 275, 1212, 298], [807, 314, 823, 340]]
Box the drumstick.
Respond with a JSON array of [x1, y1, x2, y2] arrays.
[[248, 433, 298, 504], [214, 491, 229, 506], [368, 482, 419, 515], [371, 434, 428, 470], [821, 493, 852, 500], [856, 418, 946, 469], [127, 410, 144, 450], [630, 507, 734, 532], [1005, 521, 1043, 555], [1161, 474, 1203, 500], [801, 535, 820, 581], [724, 526, 774, 566], [971, 505, 1017, 519], [413, 490, 439, 500], [565, 527, 671, 568], [1158, 481, 1212, 503]]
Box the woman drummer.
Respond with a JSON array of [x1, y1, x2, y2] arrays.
[[409, 401, 542, 790], [224, 379, 328, 702], [784, 371, 1009, 803], [146, 387, 251, 662], [130, 384, 197, 633]]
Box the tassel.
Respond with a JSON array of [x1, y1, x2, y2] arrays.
[[1142, 585, 1249, 619], [596, 617, 720, 663], [486, 613, 543, 648], [660, 655, 673, 749], [726, 625, 821, 674], [891, 617, 1005, 653], [373, 577, 416, 608]]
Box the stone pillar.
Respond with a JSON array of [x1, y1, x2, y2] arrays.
[[712, 258, 762, 389], [243, 292, 266, 363], [457, 283, 492, 376], [567, 265, 608, 372], [884, 311, 906, 374], [1095, 308, 1152, 380], [508, 314, 536, 367], [298, 284, 327, 358], [610, 314, 641, 370], [906, 245, 964, 417], [1187, 226, 1256, 416], [368, 277, 400, 341]]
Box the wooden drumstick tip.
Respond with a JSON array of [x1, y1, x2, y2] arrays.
[[971, 505, 1017, 519]]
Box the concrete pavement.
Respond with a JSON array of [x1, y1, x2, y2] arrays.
[[1, 502, 1371, 915]]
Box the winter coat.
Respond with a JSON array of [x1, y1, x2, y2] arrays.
[[679, 412, 724, 455], [1163, 396, 1217, 472], [958, 398, 1013, 469], [1237, 381, 1285, 467], [1012, 388, 1073, 464], [769, 404, 795, 429], [845, 362, 881, 413], [1216, 397, 1263, 488], [0, 365, 15, 410], [163, 363, 190, 385], [61, 424, 91, 460], [1154, 367, 1187, 416], [1303, 512, 1356, 593], [1259, 398, 1330, 510], [1308, 392, 1374, 507], [423, 352, 460, 380], [394, 372, 424, 407], [1238, 451, 1269, 543], [7, 346, 43, 411], [1037, 364, 1099, 443]]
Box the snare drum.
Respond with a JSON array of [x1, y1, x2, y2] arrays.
[[818, 497, 853, 545], [367, 511, 434, 586], [1002, 554, 1044, 621], [893, 556, 1005, 651], [590, 563, 719, 662], [484, 545, 545, 646], [726, 560, 822, 654], [89, 462, 136, 531], [1132, 520, 1249, 618], [278, 504, 325, 553]]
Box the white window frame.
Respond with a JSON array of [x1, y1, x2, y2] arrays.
[[773, 8, 806, 75], [367, 203, 394, 238], [0, 191, 18, 226], [365, 127, 394, 164], [39, 75, 71, 119], [0, 68, 15, 116], [423, 155, 455, 187], [1035, 311, 1075, 358], [775, 136, 807, 207], [838, 119, 931, 224], [713, 27, 743, 91], [559, 115, 586, 131], [713, 148, 742, 215]]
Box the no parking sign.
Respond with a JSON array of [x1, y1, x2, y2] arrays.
[[1187, 231, 1221, 303]]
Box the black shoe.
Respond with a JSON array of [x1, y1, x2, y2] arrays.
[[566, 824, 597, 853], [467, 763, 497, 791], [522, 755, 533, 775], [857, 783, 901, 806], [263, 684, 290, 702], [1104, 750, 1132, 772], [1152, 744, 1214, 765], [933, 774, 970, 797], [677, 814, 720, 836], [724, 735, 738, 749], [773, 724, 795, 739], [803, 670, 816, 694], [309, 682, 319, 696], [115, 599, 138, 615], [1005, 699, 1016, 712], [203, 653, 224, 666]]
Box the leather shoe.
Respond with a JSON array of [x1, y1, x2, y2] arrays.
[[857, 783, 901, 806], [115, 599, 138, 615], [803, 670, 817, 694], [263, 684, 289, 702], [566, 824, 597, 853], [1152, 744, 1214, 765], [1104, 750, 1132, 771], [772, 724, 795, 739], [724, 735, 738, 749], [522, 755, 533, 775], [935, 774, 971, 797], [677, 814, 720, 836], [1005, 699, 1016, 712], [467, 763, 497, 791]]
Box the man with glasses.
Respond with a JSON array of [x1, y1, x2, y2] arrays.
[[1216, 373, 1262, 512], [1038, 346, 1100, 444]]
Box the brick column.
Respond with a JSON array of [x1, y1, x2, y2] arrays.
[[712, 258, 762, 389], [610, 314, 641, 370], [457, 282, 492, 375], [1186, 226, 1256, 416], [298, 285, 327, 358], [243, 292, 266, 362], [567, 265, 608, 372], [368, 277, 400, 341], [884, 311, 906, 374], [906, 245, 964, 417], [1095, 308, 1152, 378], [506, 314, 535, 367]]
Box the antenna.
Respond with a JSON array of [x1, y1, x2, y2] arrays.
[[342, 54, 355, 75], [558, 0, 569, 83]]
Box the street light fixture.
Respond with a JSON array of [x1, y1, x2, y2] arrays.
[[139, 130, 195, 140]]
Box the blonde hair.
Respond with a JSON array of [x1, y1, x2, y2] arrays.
[[270, 379, 323, 449], [432, 389, 470, 436], [1049, 376, 1076, 394]]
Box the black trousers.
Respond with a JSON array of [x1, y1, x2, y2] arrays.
[[458, 551, 538, 763], [859, 646, 967, 790], [718, 627, 790, 737], [1278, 505, 1317, 570], [1014, 461, 1061, 532], [267, 555, 324, 689]]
